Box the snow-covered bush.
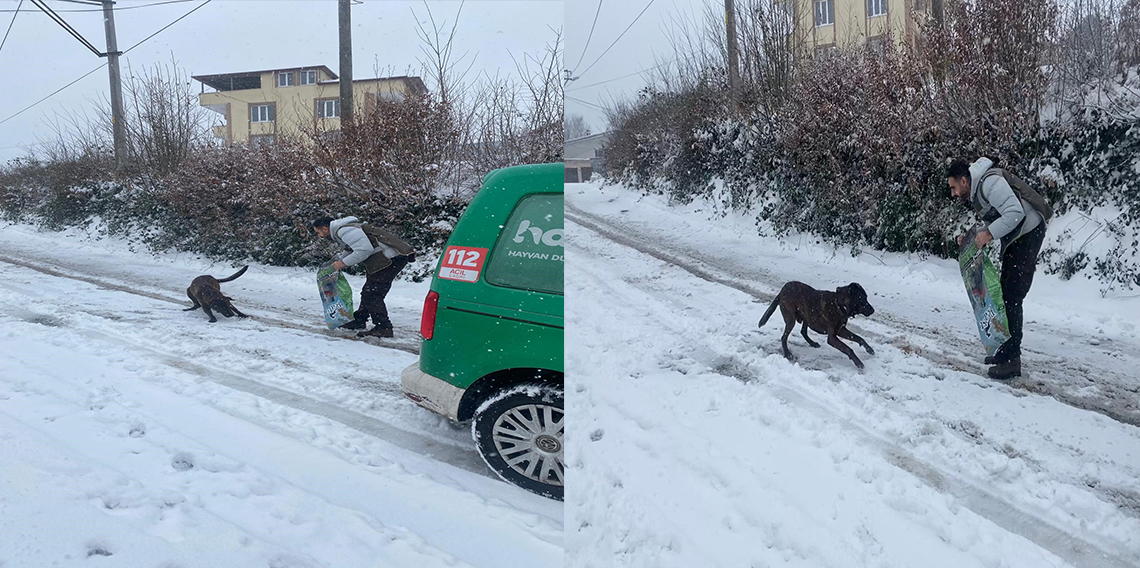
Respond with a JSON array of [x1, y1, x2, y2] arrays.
[[0, 95, 469, 282], [605, 0, 1140, 290]]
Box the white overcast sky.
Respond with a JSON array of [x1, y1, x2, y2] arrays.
[[565, 0, 704, 133], [0, 0, 561, 162]]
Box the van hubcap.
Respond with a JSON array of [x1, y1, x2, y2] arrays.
[[492, 403, 564, 487]]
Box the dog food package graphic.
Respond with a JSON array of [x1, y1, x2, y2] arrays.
[[317, 263, 355, 329], [959, 227, 1011, 358]]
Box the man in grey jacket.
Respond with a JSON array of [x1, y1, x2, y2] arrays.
[[312, 216, 416, 338], [948, 158, 1048, 379]]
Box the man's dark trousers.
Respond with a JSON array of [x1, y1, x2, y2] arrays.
[[994, 222, 1047, 364], [353, 255, 410, 330]]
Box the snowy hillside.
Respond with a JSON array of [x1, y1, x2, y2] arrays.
[[565, 180, 1140, 568], [0, 223, 562, 567]]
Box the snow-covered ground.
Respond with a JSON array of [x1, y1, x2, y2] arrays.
[[0, 223, 562, 567], [565, 180, 1140, 568]]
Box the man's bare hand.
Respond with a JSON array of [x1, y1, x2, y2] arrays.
[[332, 260, 347, 271], [974, 230, 993, 248]]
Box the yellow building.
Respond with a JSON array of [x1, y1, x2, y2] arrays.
[[782, 0, 936, 55], [192, 65, 428, 146]]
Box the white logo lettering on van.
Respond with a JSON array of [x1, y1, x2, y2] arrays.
[[513, 220, 564, 247]]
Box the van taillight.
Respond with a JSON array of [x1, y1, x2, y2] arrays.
[[421, 291, 440, 340]]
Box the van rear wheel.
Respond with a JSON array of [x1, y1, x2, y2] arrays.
[[472, 384, 564, 501]]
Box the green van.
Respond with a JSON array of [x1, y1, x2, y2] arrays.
[[401, 163, 564, 500]]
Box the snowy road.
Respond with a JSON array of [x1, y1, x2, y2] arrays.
[[0, 224, 562, 567], [566, 181, 1140, 568]]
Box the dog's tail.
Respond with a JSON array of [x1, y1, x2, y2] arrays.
[[758, 293, 781, 328], [217, 265, 248, 283]]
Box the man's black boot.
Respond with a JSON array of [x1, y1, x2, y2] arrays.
[[357, 326, 394, 338], [987, 358, 1021, 380]]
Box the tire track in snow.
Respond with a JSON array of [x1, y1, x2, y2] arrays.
[[0, 253, 421, 355], [52, 322, 492, 478], [751, 373, 1140, 568], [0, 259, 489, 478], [566, 203, 1140, 428], [566, 231, 1140, 568]]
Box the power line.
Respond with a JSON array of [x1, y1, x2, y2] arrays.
[[0, 62, 106, 127], [0, 0, 211, 128], [576, 0, 657, 80], [571, 0, 603, 73], [30, 0, 103, 56], [0, 141, 50, 151], [123, 0, 210, 54], [566, 95, 607, 111], [0, 0, 24, 57], [567, 59, 672, 92], [1, 0, 201, 14]]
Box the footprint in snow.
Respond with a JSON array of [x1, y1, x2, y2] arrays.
[[170, 452, 195, 472], [589, 429, 605, 442], [86, 545, 113, 558]]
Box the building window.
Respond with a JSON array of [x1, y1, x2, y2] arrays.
[[277, 71, 294, 87], [867, 0, 887, 17], [318, 99, 341, 118], [814, 0, 834, 26], [300, 70, 317, 85], [251, 104, 275, 123], [250, 135, 275, 147]]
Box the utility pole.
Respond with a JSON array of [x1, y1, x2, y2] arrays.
[[725, 0, 741, 112], [101, 0, 126, 168], [338, 0, 354, 126]]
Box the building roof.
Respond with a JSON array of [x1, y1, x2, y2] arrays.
[[192, 65, 337, 91], [565, 132, 611, 144], [564, 131, 612, 160], [317, 75, 429, 95]]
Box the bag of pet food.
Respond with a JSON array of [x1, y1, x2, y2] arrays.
[[958, 226, 1011, 357], [317, 263, 354, 329]]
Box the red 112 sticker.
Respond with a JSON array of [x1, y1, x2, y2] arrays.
[[438, 246, 489, 283]]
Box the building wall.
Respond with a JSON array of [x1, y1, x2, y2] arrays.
[[564, 133, 611, 161], [199, 70, 416, 145], [790, 0, 928, 53], [565, 159, 593, 183]]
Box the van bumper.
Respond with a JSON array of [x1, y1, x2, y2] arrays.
[[400, 363, 465, 422]]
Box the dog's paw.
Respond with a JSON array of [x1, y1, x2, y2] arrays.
[[854, 360, 865, 370], [865, 346, 875, 355], [207, 318, 218, 323], [808, 342, 821, 349]]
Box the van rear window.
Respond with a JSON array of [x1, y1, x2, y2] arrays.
[[485, 194, 564, 294]]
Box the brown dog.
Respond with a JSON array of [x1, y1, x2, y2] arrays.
[[758, 281, 876, 369], [184, 266, 250, 323]]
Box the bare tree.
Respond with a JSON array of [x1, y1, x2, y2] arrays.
[[565, 113, 591, 140], [118, 57, 214, 175], [412, 0, 477, 108]]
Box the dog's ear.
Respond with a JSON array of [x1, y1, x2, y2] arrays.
[[836, 284, 853, 312]]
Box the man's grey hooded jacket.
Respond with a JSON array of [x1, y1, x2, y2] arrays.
[[968, 157, 1044, 247], [329, 216, 414, 274]]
